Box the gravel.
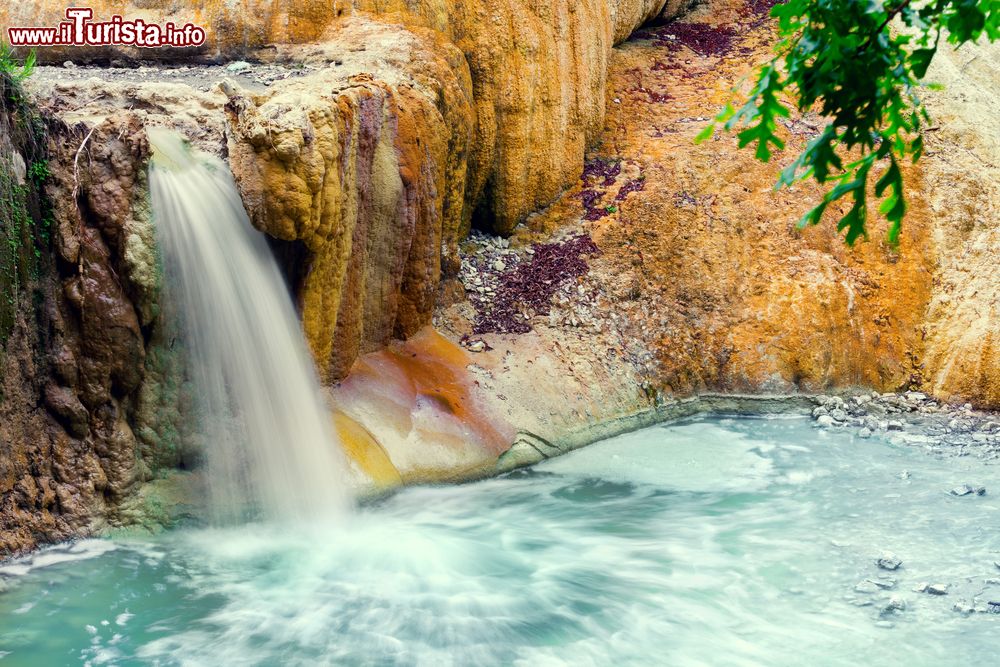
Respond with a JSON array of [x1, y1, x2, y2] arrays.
[[808, 391, 1000, 461]]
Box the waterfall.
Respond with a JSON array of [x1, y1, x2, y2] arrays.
[[148, 128, 349, 523]]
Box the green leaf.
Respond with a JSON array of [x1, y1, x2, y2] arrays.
[[910, 47, 937, 78], [798, 199, 830, 228], [708, 0, 992, 244], [694, 124, 716, 144]]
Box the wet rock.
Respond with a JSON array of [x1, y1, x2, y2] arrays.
[[816, 415, 836, 427], [858, 427, 873, 439], [949, 484, 986, 497], [829, 408, 849, 422], [881, 596, 906, 615], [887, 420, 905, 431], [899, 433, 934, 445], [855, 580, 881, 594], [915, 582, 949, 595], [8, 149, 27, 186], [44, 383, 89, 439], [857, 578, 896, 593], [954, 600, 977, 614], [877, 552, 903, 570]]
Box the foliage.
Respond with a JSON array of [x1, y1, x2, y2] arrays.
[[697, 0, 999, 244], [0, 43, 36, 92], [0, 47, 48, 343], [28, 159, 50, 184]]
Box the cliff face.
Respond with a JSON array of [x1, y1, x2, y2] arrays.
[[224, 20, 475, 381], [1, 0, 999, 559], [0, 95, 158, 555], [2, 0, 688, 553], [918, 41, 1000, 408], [3, 0, 683, 235]]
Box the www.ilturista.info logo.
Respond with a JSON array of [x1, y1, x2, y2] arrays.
[[7, 8, 206, 48]]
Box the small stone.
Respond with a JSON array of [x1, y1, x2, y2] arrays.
[[950, 484, 986, 497], [492, 260, 506, 272], [855, 580, 880, 594], [953, 600, 977, 614], [905, 391, 927, 402], [467, 340, 486, 352], [63, 60, 76, 69], [812, 406, 829, 418], [877, 552, 903, 570], [915, 582, 948, 595], [830, 408, 849, 422], [899, 470, 911, 480], [881, 596, 906, 614], [226, 61, 251, 73], [887, 420, 905, 431], [858, 427, 873, 439], [816, 415, 836, 428]]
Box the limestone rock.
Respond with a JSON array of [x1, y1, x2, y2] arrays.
[[226, 20, 475, 381]]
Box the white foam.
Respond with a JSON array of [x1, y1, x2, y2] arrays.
[[0, 540, 118, 578]]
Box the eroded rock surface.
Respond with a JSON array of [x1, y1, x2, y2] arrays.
[[2, 0, 999, 558]]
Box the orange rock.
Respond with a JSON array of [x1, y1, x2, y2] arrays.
[[329, 328, 516, 482], [333, 410, 402, 488]]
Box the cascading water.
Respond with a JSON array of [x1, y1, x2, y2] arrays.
[[147, 128, 348, 523]]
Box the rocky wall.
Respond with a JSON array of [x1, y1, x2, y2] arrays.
[[4, 0, 691, 236], [2, 0, 999, 561], [0, 93, 155, 555]]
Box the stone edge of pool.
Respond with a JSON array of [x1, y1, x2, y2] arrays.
[[76, 393, 822, 551], [494, 393, 818, 475]]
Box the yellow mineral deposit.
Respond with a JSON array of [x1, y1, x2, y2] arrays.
[[330, 328, 516, 485]]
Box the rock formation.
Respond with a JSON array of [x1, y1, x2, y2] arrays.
[[0, 0, 998, 558]]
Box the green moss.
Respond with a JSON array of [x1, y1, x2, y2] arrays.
[[133, 301, 204, 474], [0, 61, 49, 346]]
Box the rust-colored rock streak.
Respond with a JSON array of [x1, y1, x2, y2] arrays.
[[329, 328, 515, 483]]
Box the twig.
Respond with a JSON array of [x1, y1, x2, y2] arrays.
[[72, 125, 96, 273], [71, 125, 96, 201], [859, 0, 912, 52]]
